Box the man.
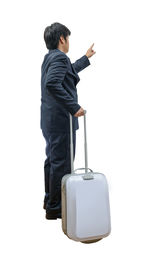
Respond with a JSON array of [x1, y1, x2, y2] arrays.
[[40, 22, 96, 220]]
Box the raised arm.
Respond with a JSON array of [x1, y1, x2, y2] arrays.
[[71, 55, 90, 73], [71, 43, 96, 73]]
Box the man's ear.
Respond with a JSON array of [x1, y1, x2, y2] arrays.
[[59, 35, 65, 44]]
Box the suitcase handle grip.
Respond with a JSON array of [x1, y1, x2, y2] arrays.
[[73, 168, 93, 174]]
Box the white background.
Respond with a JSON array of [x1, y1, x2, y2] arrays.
[[0, 0, 150, 260]]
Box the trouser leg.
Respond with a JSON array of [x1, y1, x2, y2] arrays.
[[44, 157, 50, 204], [42, 130, 76, 216], [42, 130, 51, 205]]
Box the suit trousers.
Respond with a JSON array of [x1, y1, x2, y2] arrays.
[[42, 129, 76, 215]]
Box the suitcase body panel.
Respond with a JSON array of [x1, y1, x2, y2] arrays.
[[61, 172, 111, 242], [61, 111, 111, 243]]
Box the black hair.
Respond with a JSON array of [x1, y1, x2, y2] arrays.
[[44, 22, 71, 50]]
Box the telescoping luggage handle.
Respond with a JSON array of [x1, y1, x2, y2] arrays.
[[69, 110, 94, 180]]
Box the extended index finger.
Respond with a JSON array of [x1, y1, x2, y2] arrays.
[[90, 43, 94, 49]]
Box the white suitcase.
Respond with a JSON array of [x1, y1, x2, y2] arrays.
[[61, 110, 111, 243]]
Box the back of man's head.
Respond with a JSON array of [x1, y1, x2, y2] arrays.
[[44, 22, 71, 50]]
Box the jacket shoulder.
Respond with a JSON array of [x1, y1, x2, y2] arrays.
[[49, 50, 68, 63]]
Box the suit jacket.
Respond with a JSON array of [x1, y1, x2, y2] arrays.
[[40, 48, 90, 134]]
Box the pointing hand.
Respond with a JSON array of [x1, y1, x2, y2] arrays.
[[85, 43, 96, 58]]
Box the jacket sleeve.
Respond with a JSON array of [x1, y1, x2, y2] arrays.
[[45, 54, 81, 116], [71, 55, 91, 73]]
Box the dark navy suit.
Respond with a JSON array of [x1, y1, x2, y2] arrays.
[[40, 48, 90, 216]]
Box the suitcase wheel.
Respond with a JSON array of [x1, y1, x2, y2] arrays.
[[81, 238, 103, 244]]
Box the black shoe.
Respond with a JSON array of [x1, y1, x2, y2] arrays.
[[45, 212, 62, 220]]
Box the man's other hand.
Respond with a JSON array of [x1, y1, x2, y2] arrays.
[[74, 107, 85, 117]]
